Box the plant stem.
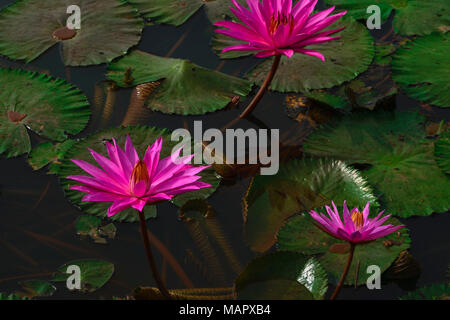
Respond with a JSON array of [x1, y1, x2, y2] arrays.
[[239, 54, 281, 119], [138, 211, 172, 299], [330, 243, 355, 300]]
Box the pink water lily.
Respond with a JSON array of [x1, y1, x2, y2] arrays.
[[214, 0, 347, 60], [309, 201, 405, 244], [67, 136, 211, 217]]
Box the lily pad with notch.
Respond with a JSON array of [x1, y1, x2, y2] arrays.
[[106, 50, 252, 115], [0, 0, 143, 66], [0, 68, 89, 158]]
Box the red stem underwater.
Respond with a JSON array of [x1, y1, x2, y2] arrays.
[[239, 54, 281, 119], [138, 211, 172, 300], [330, 243, 355, 300]]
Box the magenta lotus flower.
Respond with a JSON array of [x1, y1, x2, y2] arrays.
[[67, 136, 211, 217], [214, 0, 347, 60], [309, 201, 405, 244]]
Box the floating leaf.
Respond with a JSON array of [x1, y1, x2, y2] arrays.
[[107, 50, 252, 115], [54, 126, 220, 222], [435, 131, 450, 174], [0, 293, 28, 300], [128, 0, 244, 26], [301, 62, 397, 111], [246, 16, 374, 92], [235, 251, 327, 300], [0, 68, 90, 158], [52, 259, 114, 293], [304, 111, 450, 217], [325, 0, 450, 36], [243, 158, 377, 252], [16, 280, 56, 298], [28, 140, 77, 172], [0, 0, 143, 66], [392, 33, 449, 108], [399, 283, 450, 300], [211, 32, 253, 59], [277, 213, 410, 285]]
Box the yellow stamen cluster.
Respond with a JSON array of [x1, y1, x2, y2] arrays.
[[269, 12, 295, 35], [351, 210, 364, 229], [130, 160, 149, 186]]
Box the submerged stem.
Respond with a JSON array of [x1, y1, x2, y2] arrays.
[[330, 243, 356, 300], [239, 54, 281, 119], [138, 211, 172, 299]]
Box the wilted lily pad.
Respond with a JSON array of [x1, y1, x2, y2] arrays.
[[127, 0, 244, 26], [325, 0, 450, 36], [52, 259, 114, 293], [0, 0, 143, 66], [246, 16, 374, 92], [235, 251, 327, 300], [16, 280, 56, 298], [277, 213, 410, 285], [392, 33, 449, 108], [0, 68, 89, 158], [435, 131, 450, 174], [304, 111, 450, 217], [243, 158, 377, 252], [106, 50, 252, 115], [54, 126, 220, 222]]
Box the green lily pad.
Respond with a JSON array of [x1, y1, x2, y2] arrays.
[[0, 0, 143, 66], [277, 213, 410, 285], [243, 158, 377, 253], [54, 126, 220, 222], [52, 259, 114, 293], [211, 33, 253, 59], [246, 16, 374, 92], [392, 33, 449, 108], [127, 0, 244, 26], [399, 283, 450, 300], [235, 251, 327, 300], [75, 215, 117, 243], [435, 131, 450, 174], [16, 280, 56, 298], [304, 111, 450, 217], [0, 293, 28, 300], [0, 68, 90, 158], [325, 0, 450, 36], [106, 50, 252, 115], [302, 62, 397, 111], [28, 140, 78, 172]]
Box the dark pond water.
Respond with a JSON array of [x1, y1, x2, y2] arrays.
[[0, 0, 448, 299]]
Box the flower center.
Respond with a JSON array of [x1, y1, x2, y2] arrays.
[[269, 12, 295, 35], [130, 160, 149, 187], [351, 210, 364, 230]]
